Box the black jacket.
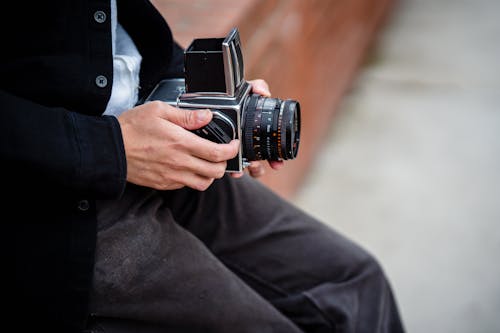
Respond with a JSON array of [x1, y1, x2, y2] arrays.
[[1, 0, 183, 331]]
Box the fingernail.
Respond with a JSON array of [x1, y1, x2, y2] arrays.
[[196, 109, 210, 123], [231, 172, 244, 178]]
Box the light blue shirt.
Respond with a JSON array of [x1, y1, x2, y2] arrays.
[[103, 0, 142, 116]]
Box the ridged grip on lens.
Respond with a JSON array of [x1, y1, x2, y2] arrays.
[[242, 94, 301, 161]]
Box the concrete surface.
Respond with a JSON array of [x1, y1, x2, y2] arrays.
[[292, 0, 500, 332]]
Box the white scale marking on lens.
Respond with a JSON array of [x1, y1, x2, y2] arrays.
[[278, 101, 285, 158]]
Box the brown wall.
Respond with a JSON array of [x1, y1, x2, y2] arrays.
[[151, 0, 396, 199]]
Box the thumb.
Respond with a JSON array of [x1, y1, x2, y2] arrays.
[[162, 106, 213, 130]]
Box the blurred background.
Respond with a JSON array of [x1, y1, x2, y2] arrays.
[[293, 0, 500, 332], [154, 0, 500, 331]]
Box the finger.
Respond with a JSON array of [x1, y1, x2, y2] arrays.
[[160, 182, 185, 191], [268, 160, 284, 170], [155, 102, 213, 130], [182, 154, 228, 180], [174, 170, 216, 192], [189, 139, 240, 163], [247, 161, 266, 178], [248, 79, 271, 97], [230, 171, 245, 178]]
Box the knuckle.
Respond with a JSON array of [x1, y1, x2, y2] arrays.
[[184, 110, 195, 127], [156, 174, 171, 190], [148, 100, 164, 112], [214, 163, 227, 179], [208, 145, 224, 162], [194, 178, 213, 191], [154, 179, 169, 191]]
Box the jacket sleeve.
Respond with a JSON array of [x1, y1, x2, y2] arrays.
[[0, 89, 127, 199]]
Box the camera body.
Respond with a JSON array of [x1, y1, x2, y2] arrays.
[[145, 28, 300, 172]]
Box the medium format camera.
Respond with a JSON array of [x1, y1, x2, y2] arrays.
[[145, 28, 301, 172]]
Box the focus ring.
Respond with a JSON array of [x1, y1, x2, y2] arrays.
[[243, 94, 260, 160]]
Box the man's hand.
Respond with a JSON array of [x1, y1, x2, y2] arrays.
[[118, 101, 239, 191], [231, 79, 284, 179]]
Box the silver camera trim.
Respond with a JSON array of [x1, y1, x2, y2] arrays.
[[222, 27, 244, 96]]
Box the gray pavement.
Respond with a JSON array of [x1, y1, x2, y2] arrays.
[[292, 0, 500, 332]]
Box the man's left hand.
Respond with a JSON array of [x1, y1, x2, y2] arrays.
[[231, 79, 284, 179]]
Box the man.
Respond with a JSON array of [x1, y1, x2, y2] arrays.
[[2, 0, 405, 332]]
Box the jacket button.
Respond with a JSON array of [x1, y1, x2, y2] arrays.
[[77, 200, 90, 211], [93, 10, 107, 23], [95, 75, 108, 88]]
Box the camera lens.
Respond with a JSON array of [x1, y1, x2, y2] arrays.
[[243, 94, 301, 162]]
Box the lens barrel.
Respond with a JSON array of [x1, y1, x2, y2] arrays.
[[243, 94, 301, 162]]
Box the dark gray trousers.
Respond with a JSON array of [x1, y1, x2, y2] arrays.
[[89, 175, 405, 333]]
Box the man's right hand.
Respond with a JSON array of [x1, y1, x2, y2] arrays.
[[118, 101, 239, 191]]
